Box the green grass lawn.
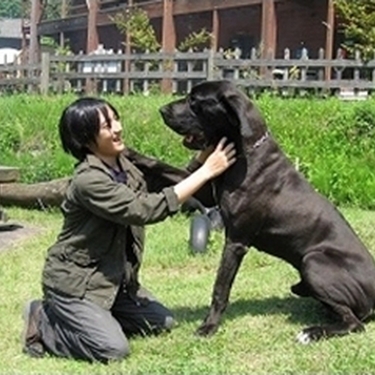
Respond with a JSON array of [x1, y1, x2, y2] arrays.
[[2, 206, 375, 373]]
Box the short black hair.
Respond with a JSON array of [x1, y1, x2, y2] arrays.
[[58, 97, 120, 161]]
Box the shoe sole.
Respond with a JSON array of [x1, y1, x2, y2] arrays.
[[21, 300, 45, 358]]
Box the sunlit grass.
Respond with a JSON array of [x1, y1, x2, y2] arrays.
[[1, 207, 375, 373]]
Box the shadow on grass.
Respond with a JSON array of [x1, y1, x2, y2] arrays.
[[173, 295, 333, 327]]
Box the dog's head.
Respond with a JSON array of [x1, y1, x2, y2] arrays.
[[160, 80, 267, 150]]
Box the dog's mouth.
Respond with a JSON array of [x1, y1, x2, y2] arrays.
[[182, 132, 207, 150], [159, 102, 208, 150]]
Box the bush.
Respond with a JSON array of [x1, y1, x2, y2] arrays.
[[1, 93, 374, 209], [256, 95, 375, 209]]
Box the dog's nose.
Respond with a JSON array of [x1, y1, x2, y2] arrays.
[[159, 105, 168, 116], [159, 105, 171, 123]]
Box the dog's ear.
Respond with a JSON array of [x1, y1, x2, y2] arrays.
[[220, 90, 255, 138]]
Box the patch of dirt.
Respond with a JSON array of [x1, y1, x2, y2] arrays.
[[0, 222, 41, 252]]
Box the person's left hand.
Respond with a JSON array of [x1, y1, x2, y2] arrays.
[[195, 145, 215, 164]]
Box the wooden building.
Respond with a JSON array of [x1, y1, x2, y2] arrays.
[[0, 19, 24, 50], [28, 0, 336, 61]]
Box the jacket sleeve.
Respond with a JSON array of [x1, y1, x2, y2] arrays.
[[72, 167, 179, 226], [124, 148, 216, 208]]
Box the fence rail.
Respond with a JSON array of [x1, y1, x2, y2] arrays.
[[0, 47, 374, 97]]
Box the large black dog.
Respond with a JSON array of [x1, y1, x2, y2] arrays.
[[160, 80, 375, 343]]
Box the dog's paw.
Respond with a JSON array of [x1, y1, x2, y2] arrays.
[[296, 326, 325, 344], [195, 322, 218, 337]]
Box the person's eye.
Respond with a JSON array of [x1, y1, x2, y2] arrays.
[[101, 122, 111, 129]]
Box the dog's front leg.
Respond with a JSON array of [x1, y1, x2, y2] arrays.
[[196, 241, 247, 336]]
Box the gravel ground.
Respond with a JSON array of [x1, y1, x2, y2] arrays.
[[0, 222, 40, 252]]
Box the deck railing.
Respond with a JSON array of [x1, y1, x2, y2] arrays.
[[0, 47, 373, 98]]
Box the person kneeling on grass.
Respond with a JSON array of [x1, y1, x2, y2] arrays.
[[22, 97, 236, 363]]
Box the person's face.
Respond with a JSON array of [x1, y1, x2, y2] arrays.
[[89, 106, 125, 159]]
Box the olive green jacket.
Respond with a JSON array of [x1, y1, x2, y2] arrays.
[[42, 149, 214, 309]]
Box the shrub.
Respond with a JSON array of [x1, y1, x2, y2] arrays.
[[1, 93, 374, 209]]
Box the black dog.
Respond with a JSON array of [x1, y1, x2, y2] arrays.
[[160, 80, 375, 343]]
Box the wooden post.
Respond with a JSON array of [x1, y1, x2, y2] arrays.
[[40, 52, 50, 95], [261, 0, 276, 58], [61, 0, 68, 17], [124, 0, 133, 94], [207, 48, 215, 81], [325, 0, 335, 81], [60, 0, 68, 48], [21, 0, 28, 64], [86, 0, 99, 53], [211, 7, 219, 52], [86, 0, 99, 94], [260, 0, 277, 77], [29, 0, 43, 64], [161, 0, 176, 94]]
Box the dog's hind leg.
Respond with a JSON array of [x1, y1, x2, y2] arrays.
[[291, 281, 311, 297], [196, 241, 247, 337], [296, 251, 367, 344], [296, 304, 365, 344]]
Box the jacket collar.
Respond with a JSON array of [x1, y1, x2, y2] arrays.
[[84, 153, 113, 176], [74, 154, 120, 180], [78, 152, 142, 187]]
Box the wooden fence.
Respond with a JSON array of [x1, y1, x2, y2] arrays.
[[0, 47, 374, 98]]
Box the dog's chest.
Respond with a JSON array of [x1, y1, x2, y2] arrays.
[[214, 157, 277, 230]]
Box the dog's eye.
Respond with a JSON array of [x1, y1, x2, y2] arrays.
[[203, 98, 218, 107], [188, 96, 200, 113]]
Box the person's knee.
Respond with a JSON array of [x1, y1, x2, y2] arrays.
[[96, 335, 130, 362]]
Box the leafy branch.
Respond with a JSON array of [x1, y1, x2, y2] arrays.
[[111, 8, 160, 52], [334, 0, 375, 61]]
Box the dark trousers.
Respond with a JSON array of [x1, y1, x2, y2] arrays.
[[39, 287, 174, 362]]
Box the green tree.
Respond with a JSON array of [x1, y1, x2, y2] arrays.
[[0, 0, 22, 18], [42, 0, 70, 21], [112, 7, 212, 53], [0, 0, 67, 21], [178, 28, 212, 52], [111, 8, 160, 52], [334, 0, 375, 60]]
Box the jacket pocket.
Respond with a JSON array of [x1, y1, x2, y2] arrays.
[[43, 244, 98, 298], [63, 245, 98, 267]]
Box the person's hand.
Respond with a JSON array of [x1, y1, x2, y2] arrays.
[[195, 145, 215, 164], [201, 137, 236, 179], [173, 138, 236, 203]]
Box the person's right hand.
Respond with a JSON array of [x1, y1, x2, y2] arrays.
[[173, 138, 236, 204], [201, 137, 236, 179]]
